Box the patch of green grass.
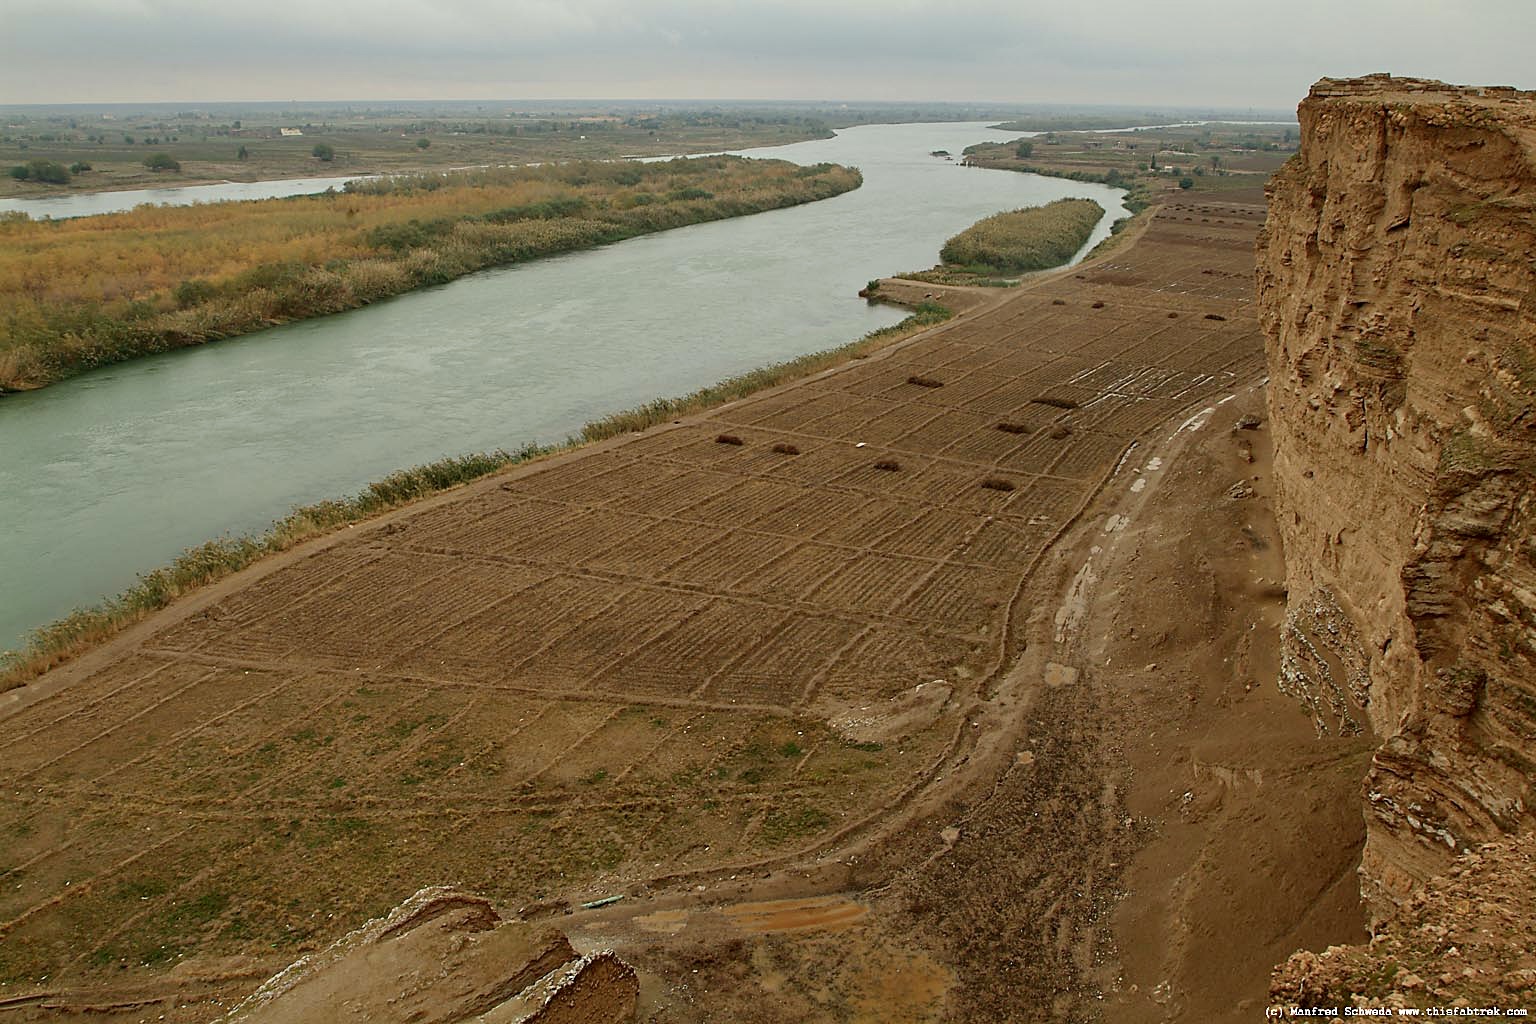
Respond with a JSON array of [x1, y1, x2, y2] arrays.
[[778, 741, 803, 758], [87, 946, 122, 968], [300, 816, 373, 849], [760, 806, 832, 844], [163, 891, 230, 929], [112, 878, 170, 901]]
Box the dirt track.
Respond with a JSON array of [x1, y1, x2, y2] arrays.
[[0, 192, 1317, 1021]]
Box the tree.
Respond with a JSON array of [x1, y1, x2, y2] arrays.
[[143, 152, 181, 172], [312, 143, 335, 162], [1015, 140, 1033, 159], [1179, 177, 1194, 190], [237, 145, 249, 160], [69, 161, 92, 173], [11, 159, 72, 184], [416, 138, 431, 149]]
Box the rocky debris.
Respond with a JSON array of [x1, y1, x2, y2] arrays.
[[822, 680, 953, 744], [1258, 73, 1536, 998], [221, 887, 637, 1024], [477, 951, 639, 1024], [1235, 414, 1262, 431], [1270, 833, 1536, 1014]]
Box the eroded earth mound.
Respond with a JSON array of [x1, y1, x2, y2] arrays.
[[221, 886, 637, 1024]]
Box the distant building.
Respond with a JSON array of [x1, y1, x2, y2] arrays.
[[279, 127, 304, 137]]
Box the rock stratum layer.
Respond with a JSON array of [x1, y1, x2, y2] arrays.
[[1257, 74, 1536, 921]]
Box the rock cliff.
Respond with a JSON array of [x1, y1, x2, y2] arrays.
[[1257, 75, 1536, 917]]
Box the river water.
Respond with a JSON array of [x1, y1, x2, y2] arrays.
[[0, 122, 1126, 652], [0, 174, 365, 220]]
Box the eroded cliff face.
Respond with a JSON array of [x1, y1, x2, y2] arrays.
[[1257, 75, 1536, 916]]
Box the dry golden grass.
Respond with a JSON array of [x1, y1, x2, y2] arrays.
[[0, 158, 860, 388]]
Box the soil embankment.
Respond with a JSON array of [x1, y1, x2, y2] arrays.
[[0, 188, 1354, 1020]]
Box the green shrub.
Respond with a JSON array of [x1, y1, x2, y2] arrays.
[[11, 159, 71, 184], [172, 279, 218, 308], [143, 153, 180, 172]]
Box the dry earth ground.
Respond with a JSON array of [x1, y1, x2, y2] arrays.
[[0, 191, 1364, 1021]]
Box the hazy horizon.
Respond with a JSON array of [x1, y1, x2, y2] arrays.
[[4, 0, 1534, 111], [3, 0, 1536, 111]]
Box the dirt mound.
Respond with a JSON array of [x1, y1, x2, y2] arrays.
[[222, 887, 636, 1024]]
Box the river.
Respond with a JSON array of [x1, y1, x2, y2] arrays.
[[0, 122, 1127, 652], [0, 174, 364, 220]]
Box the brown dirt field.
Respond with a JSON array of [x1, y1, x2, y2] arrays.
[[0, 197, 1362, 1022]]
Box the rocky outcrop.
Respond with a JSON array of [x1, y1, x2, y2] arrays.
[[222, 887, 638, 1024], [1271, 834, 1536, 1012], [1257, 75, 1536, 917]]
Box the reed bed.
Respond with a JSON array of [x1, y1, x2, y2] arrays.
[[937, 198, 1104, 275], [0, 157, 861, 389]]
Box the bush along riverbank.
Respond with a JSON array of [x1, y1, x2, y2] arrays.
[[895, 197, 1104, 286], [0, 301, 951, 690], [0, 156, 861, 390]]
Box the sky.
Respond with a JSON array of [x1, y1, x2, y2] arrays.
[[3, 0, 1533, 111]]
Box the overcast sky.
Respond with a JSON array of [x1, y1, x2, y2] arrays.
[[4, 0, 1533, 110]]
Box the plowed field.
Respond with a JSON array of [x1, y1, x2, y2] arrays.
[[0, 196, 1270, 1020]]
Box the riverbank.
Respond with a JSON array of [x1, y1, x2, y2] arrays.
[[0, 156, 860, 390], [0, 301, 951, 688], [0, 120, 1130, 670]]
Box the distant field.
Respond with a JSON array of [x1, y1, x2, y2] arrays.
[[0, 109, 835, 198], [962, 122, 1296, 199], [0, 104, 1298, 199], [0, 157, 861, 389]]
